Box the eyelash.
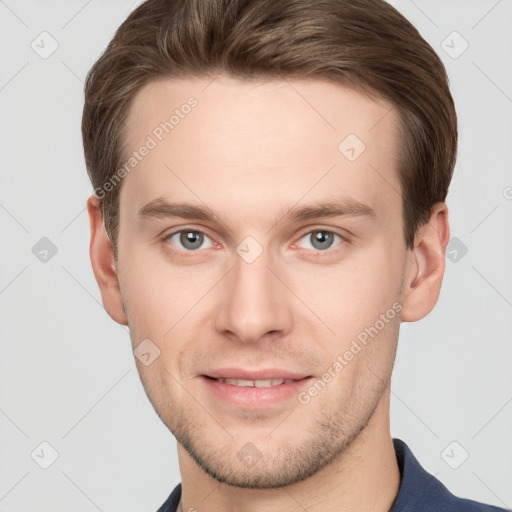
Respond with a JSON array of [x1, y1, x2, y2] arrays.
[[161, 227, 347, 258]]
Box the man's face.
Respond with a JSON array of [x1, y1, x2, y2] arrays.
[[117, 76, 408, 487]]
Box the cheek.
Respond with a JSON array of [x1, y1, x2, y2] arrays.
[[290, 246, 404, 342], [118, 241, 201, 335]]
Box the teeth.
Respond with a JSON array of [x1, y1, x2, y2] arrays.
[[226, 378, 254, 387], [220, 378, 292, 387]]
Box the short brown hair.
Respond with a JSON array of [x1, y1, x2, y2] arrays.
[[82, 0, 457, 257]]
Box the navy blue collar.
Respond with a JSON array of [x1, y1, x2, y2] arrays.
[[389, 438, 504, 511], [390, 437, 448, 511]]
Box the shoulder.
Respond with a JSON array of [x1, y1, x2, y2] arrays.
[[391, 438, 509, 512]]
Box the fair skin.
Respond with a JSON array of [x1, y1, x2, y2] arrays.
[[88, 76, 449, 512]]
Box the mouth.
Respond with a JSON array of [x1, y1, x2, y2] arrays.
[[207, 377, 296, 388], [200, 370, 314, 408]]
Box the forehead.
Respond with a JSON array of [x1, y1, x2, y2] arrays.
[[121, 75, 401, 227]]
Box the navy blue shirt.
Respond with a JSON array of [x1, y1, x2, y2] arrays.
[[157, 438, 508, 511]]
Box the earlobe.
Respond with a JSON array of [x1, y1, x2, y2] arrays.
[[401, 203, 450, 322], [87, 195, 128, 325]]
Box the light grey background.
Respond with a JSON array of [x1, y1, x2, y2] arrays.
[[0, 0, 511, 510]]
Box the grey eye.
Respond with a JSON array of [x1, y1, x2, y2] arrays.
[[168, 230, 213, 251], [299, 230, 342, 251]]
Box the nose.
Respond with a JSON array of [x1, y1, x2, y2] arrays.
[[214, 246, 293, 344]]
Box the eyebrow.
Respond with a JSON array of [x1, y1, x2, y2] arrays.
[[138, 196, 377, 225]]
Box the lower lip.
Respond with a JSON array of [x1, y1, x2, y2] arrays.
[[201, 376, 313, 408]]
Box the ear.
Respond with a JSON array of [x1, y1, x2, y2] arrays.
[[87, 195, 128, 325], [401, 202, 450, 322]]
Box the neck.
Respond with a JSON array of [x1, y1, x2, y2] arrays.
[[177, 390, 400, 512]]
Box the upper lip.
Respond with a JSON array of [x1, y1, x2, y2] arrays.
[[204, 368, 311, 380]]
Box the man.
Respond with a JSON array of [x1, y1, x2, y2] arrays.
[[82, 0, 508, 510]]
